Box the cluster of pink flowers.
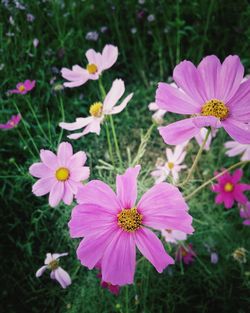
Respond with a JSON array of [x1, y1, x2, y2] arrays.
[[4, 45, 247, 293]]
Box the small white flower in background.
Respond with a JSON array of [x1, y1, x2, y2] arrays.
[[36, 253, 71, 289], [27, 13, 35, 22], [138, 0, 145, 4], [33, 38, 39, 48], [148, 102, 167, 125], [6, 32, 15, 37], [151, 144, 187, 183], [9, 16, 15, 25], [147, 14, 155, 22], [14, 0, 26, 10], [161, 229, 187, 244], [194, 127, 217, 151], [224, 140, 250, 161], [85, 31, 99, 41], [100, 26, 108, 33], [131, 27, 137, 34], [210, 252, 219, 264], [0, 63, 5, 71]]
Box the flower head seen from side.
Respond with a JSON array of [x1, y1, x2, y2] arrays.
[[36, 252, 71, 289], [148, 102, 167, 125], [69, 165, 194, 286], [29, 142, 90, 207], [151, 144, 187, 184], [232, 247, 247, 264], [224, 140, 250, 161], [194, 127, 217, 151], [175, 244, 196, 265], [61, 44, 118, 88], [211, 169, 250, 209], [239, 202, 250, 226], [59, 79, 133, 139], [9, 80, 36, 94], [0, 114, 21, 130], [156, 55, 250, 145], [161, 229, 187, 244]]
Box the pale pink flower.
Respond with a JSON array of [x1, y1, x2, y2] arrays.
[[59, 79, 133, 139], [151, 144, 187, 183], [69, 165, 193, 286], [61, 44, 118, 88], [194, 127, 217, 151], [36, 253, 71, 289], [29, 142, 90, 207], [175, 244, 196, 265], [9, 80, 36, 94], [161, 229, 187, 244], [225, 140, 250, 161], [148, 102, 167, 124], [33, 38, 39, 48]]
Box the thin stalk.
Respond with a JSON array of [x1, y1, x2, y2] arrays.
[[57, 96, 65, 147], [175, 0, 181, 64], [178, 128, 211, 187], [109, 115, 122, 167], [17, 129, 36, 158], [105, 122, 115, 167], [13, 102, 39, 155], [185, 160, 250, 201], [26, 97, 50, 143]]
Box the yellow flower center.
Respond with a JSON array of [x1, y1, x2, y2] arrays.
[[117, 207, 143, 232], [55, 167, 70, 181], [18, 85, 25, 92], [167, 162, 174, 170], [89, 102, 103, 117], [48, 259, 59, 270], [224, 182, 234, 192], [201, 99, 229, 119], [86, 63, 98, 74]]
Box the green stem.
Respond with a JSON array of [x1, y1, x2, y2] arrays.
[[26, 97, 50, 143], [13, 102, 39, 155], [109, 115, 123, 167], [57, 96, 65, 147], [185, 160, 250, 201], [17, 129, 36, 158], [178, 128, 211, 187], [105, 122, 115, 166]]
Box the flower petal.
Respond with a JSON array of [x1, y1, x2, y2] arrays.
[[109, 93, 133, 115], [116, 165, 141, 209], [54, 267, 71, 288], [102, 230, 136, 286], [101, 44, 118, 70], [57, 142, 73, 166], [158, 118, 201, 145], [40, 149, 58, 170], [35, 265, 47, 277], [62, 182, 74, 205], [49, 182, 64, 207], [156, 82, 201, 114], [29, 162, 53, 178], [59, 117, 93, 131], [103, 79, 125, 112], [135, 228, 174, 272], [138, 183, 193, 234], [69, 151, 87, 168], [70, 167, 90, 182], [32, 177, 56, 196], [221, 119, 250, 144]]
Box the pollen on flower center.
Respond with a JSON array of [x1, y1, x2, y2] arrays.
[[201, 99, 229, 119], [89, 102, 103, 117], [117, 207, 143, 232], [18, 85, 25, 92], [48, 260, 59, 270], [55, 167, 70, 181], [224, 182, 234, 192], [86, 63, 98, 74], [167, 162, 174, 170]]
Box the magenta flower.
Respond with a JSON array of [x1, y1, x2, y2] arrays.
[[175, 244, 196, 265], [156, 55, 250, 145], [69, 165, 193, 286], [239, 202, 250, 226], [0, 114, 21, 130], [61, 44, 118, 88], [29, 142, 90, 207], [211, 169, 250, 209], [36, 252, 71, 289], [9, 80, 36, 94], [59, 79, 133, 139]]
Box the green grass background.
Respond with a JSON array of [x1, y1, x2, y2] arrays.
[[0, 0, 250, 312]]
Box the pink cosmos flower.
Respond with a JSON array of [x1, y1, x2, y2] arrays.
[[59, 79, 133, 139], [36, 252, 71, 289], [224, 140, 250, 161], [148, 102, 167, 125], [68, 165, 193, 286], [0, 114, 21, 129], [175, 244, 196, 265], [156, 55, 250, 145], [161, 229, 187, 244], [29, 142, 90, 207], [151, 144, 187, 183], [211, 169, 250, 209], [61, 44, 118, 88], [239, 202, 250, 226], [9, 80, 36, 94]]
